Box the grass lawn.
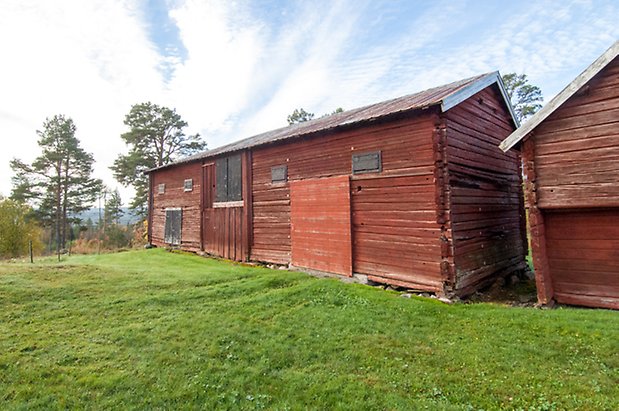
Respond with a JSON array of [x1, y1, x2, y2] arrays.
[[0, 249, 617, 410]]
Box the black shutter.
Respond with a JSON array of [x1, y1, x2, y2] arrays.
[[352, 151, 381, 174], [215, 157, 228, 202], [228, 154, 242, 201], [271, 165, 287, 183]]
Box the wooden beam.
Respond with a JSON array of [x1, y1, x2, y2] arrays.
[[522, 138, 554, 305]]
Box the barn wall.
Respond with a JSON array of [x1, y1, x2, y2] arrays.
[[251, 113, 444, 290], [150, 161, 202, 251], [534, 56, 619, 208], [443, 85, 527, 295], [526, 56, 619, 309]]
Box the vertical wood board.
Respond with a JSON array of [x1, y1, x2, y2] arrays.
[[290, 175, 352, 276]]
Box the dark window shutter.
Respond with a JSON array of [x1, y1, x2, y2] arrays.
[[215, 158, 228, 202], [271, 165, 287, 183], [352, 151, 381, 174], [228, 154, 242, 201]]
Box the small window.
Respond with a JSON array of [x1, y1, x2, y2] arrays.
[[184, 179, 193, 192], [216, 154, 242, 202], [164, 208, 182, 245], [158, 183, 166, 194], [352, 151, 381, 174], [271, 165, 287, 183]]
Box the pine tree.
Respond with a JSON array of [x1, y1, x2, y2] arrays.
[[287, 108, 315, 125], [10, 115, 102, 250], [111, 102, 206, 218], [104, 188, 124, 225], [501, 73, 543, 122]]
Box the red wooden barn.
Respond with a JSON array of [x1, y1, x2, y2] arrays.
[[500, 41, 619, 309], [147, 72, 528, 297]]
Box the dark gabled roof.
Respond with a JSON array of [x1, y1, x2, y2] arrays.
[[500, 40, 619, 151], [148, 71, 516, 173]]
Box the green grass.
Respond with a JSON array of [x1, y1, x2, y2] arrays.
[[0, 249, 617, 410]]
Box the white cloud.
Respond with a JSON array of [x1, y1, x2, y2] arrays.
[[1, 0, 618, 207], [0, 0, 164, 201]]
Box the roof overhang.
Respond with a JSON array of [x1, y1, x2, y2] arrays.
[[500, 40, 619, 152]]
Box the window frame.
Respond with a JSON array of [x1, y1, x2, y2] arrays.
[[183, 178, 193, 192], [158, 183, 166, 194]]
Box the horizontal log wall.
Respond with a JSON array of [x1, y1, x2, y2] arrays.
[[534, 56, 619, 208], [443, 85, 527, 295], [251, 113, 443, 289], [150, 162, 202, 251], [351, 174, 443, 291]]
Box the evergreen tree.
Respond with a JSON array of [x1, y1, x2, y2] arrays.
[[501, 73, 543, 122], [287, 108, 315, 124], [10, 115, 102, 250], [104, 188, 123, 226], [111, 102, 206, 218]]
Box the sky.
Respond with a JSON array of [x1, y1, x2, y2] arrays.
[[1, 0, 618, 204]]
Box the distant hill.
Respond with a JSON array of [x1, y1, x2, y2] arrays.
[[72, 207, 141, 226]]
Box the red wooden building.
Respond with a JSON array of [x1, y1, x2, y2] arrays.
[[147, 72, 527, 297], [500, 41, 619, 310]]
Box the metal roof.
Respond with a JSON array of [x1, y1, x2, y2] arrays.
[[148, 71, 515, 173], [500, 40, 619, 151]]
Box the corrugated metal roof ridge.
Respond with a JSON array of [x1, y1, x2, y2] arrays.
[[147, 72, 491, 172]]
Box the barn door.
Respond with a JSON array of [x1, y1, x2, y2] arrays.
[[290, 175, 352, 276], [164, 208, 182, 245]]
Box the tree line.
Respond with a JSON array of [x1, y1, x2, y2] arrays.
[[1, 73, 541, 258], [3, 103, 207, 258]]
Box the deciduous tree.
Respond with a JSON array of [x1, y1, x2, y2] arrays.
[[0, 197, 43, 258], [111, 102, 206, 217]]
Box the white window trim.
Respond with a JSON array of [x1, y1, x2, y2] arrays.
[[184, 178, 193, 192], [212, 200, 244, 208]]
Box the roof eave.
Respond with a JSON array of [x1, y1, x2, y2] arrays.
[[499, 40, 619, 152], [441, 71, 520, 127]]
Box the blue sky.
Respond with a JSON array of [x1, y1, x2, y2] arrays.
[[0, 0, 618, 202]]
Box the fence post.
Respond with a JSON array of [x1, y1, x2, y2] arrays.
[[29, 240, 33, 263]]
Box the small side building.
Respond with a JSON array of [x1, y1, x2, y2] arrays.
[[500, 41, 619, 309], [148, 72, 527, 297]]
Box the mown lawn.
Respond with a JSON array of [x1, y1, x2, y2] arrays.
[[0, 250, 617, 410]]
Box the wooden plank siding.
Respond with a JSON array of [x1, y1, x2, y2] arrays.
[[443, 85, 526, 295], [522, 55, 619, 309], [351, 174, 443, 291], [150, 162, 202, 251], [534, 56, 619, 209], [251, 113, 445, 290], [290, 176, 352, 276]]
